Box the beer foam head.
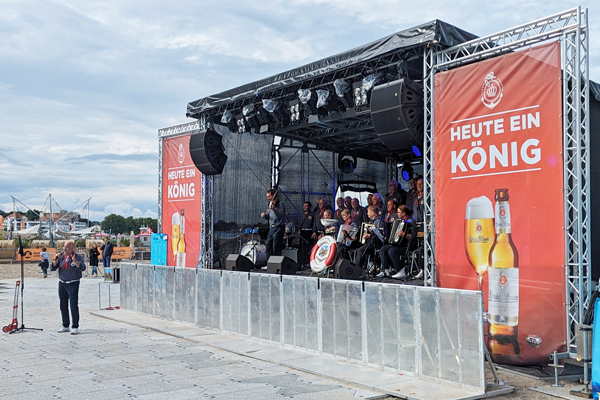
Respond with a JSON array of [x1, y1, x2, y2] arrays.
[[465, 196, 494, 219]]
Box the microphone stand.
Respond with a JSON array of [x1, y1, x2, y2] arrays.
[[10, 235, 43, 334]]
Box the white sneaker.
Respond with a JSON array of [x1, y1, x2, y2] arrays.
[[391, 269, 406, 279], [57, 327, 69, 333], [376, 270, 389, 278], [70, 328, 79, 335], [415, 270, 424, 279], [261, 266, 267, 270]]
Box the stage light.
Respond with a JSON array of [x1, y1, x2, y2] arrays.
[[298, 89, 318, 116], [316, 88, 345, 112], [412, 146, 422, 157], [262, 99, 288, 126], [289, 99, 300, 123], [333, 79, 353, 110], [338, 153, 357, 174], [353, 73, 383, 108], [236, 114, 246, 134], [242, 104, 261, 133], [401, 163, 413, 181], [220, 110, 238, 133]]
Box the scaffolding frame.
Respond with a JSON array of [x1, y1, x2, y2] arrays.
[[424, 7, 590, 352]]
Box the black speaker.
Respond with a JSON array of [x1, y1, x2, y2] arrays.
[[189, 128, 228, 175], [370, 78, 423, 151], [335, 258, 361, 280], [266, 255, 298, 275], [225, 254, 254, 272]]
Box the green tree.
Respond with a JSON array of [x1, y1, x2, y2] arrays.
[[102, 213, 127, 234], [25, 209, 41, 221]]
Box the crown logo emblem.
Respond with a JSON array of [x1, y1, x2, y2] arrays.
[[178, 143, 185, 164], [481, 72, 503, 109]]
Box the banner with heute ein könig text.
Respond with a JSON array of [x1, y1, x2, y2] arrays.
[[434, 41, 565, 366], [162, 135, 201, 268]]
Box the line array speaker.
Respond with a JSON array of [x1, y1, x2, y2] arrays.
[[225, 254, 254, 272], [370, 78, 424, 151], [189, 128, 228, 175], [266, 255, 298, 275]]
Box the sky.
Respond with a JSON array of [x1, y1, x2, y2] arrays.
[[1, 0, 598, 222]]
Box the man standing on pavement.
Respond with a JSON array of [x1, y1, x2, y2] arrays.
[[51, 241, 86, 334], [100, 236, 113, 271]]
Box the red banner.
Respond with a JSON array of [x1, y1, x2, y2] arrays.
[[162, 135, 202, 268], [434, 41, 565, 365]]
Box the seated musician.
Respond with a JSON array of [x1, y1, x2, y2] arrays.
[[382, 198, 398, 224], [337, 208, 359, 259], [352, 205, 385, 270], [379, 205, 418, 279]]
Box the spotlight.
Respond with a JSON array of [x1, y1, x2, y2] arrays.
[[353, 73, 383, 108], [401, 163, 413, 181], [262, 99, 289, 126], [242, 104, 261, 133], [412, 146, 422, 157], [316, 88, 344, 112], [289, 99, 300, 123], [338, 153, 357, 174], [220, 110, 238, 133], [333, 79, 353, 110], [298, 89, 318, 116]]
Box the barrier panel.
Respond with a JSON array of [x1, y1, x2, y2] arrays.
[[119, 263, 485, 393]]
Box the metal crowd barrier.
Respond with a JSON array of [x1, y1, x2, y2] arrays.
[[119, 263, 484, 393]]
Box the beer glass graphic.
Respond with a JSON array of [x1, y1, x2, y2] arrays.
[[464, 196, 494, 292]]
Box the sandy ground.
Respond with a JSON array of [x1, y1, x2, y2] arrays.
[[0, 262, 587, 400]]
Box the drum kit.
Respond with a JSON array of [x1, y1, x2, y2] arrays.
[[239, 227, 267, 266]]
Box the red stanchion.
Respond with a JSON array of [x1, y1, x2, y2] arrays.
[[2, 281, 20, 333]]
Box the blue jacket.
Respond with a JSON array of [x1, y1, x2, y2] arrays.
[[51, 253, 86, 281], [101, 242, 114, 257]]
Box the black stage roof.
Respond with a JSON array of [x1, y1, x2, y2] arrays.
[[187, 20, 478, 162]]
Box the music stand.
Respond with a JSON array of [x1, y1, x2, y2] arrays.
[[9, 235, 43, 334]]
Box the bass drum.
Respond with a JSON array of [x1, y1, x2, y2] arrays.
[[240, 242, 268, 266], [310, 236, 337, 273]]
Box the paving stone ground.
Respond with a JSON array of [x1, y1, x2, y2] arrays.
[[0, 276, 388, 400]]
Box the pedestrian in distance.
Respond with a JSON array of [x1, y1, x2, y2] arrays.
[[51, 241, 86, 335], [89, 243, 100, 277], [100, 237, 114, 271], [39, 247, 49, 278]]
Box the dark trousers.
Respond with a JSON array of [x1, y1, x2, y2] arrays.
[[58, 281, 80, 328], [266, 225, 285, 259], [381, 244, 408, 272], [40, 260, 49, 276], [103, 255, 111, 270]]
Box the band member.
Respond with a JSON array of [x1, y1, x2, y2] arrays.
[[367, 193, 374, 207], [380, 205, 418, 278], [334, 197, 345, 222], [350, 198, 364, 225], [371, 193, 384, 215], [353, 205, 385, 270], [337, 208, 359, 259], [320, 209, 337, 239], [407, 177, 424, 223], [298, 201, 314, 268], [344, 196, 352, 209], [312, 198, 332, 240], [382, 199, 398, 224], [385, 179, 406, 206], [261, 189, 286, 259]]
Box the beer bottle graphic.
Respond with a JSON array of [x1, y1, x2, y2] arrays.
[[487, 188, 520, 358], [177, 209, 186, 267], [171, 212, 180, 265]]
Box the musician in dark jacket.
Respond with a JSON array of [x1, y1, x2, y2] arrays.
[[380, 205, 418, 279], [51, 241, 86, 334], [352, 205, 386, 271], [261, 188, 286, 258]]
